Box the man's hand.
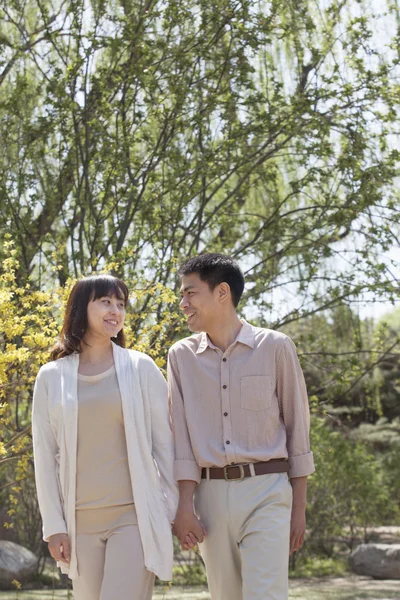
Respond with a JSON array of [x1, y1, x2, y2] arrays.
[[48, 533, 70, 564], [173, 480, 207, 550], [289, 475, 307, 554], [290, 504, 306, 554], [173, 507, 207, 550]]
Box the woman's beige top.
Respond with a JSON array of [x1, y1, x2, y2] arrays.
[[76, 365, 134, 510]]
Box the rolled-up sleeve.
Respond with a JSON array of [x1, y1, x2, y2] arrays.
[[276, 338, 315, 478], [167, 350, 202, 484]]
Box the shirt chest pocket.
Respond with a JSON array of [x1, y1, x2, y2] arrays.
[[240, 375, 274, 411]]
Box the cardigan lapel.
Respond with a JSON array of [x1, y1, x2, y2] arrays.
[[61, 353, 79, 479], [60, 353, 79, 578], [112, 344, 164, 575]]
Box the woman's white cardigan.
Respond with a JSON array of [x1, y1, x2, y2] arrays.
[[32, 343, 178, 581]]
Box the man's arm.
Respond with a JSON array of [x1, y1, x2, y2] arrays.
[[276, 337, 315, 553], [167, 350, 206, 548], [172, 481, 207, 549], [290, 476, 307, 554], [167, 349, 202, 483]]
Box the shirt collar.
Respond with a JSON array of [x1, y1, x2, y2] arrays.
[[195, 320, 255, 354]]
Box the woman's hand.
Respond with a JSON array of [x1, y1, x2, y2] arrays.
[[172, 507, 207, 550], [48, 533, 70, 564]]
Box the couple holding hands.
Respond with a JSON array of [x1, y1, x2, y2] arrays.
[[32, 253, 314, 600]]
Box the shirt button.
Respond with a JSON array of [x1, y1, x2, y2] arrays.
[[226, 440, 230, 444], [223, 412, 228, 417], [223, 385, 227, 389], [223, 358, 227, 362]]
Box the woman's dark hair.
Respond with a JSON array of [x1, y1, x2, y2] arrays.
[[178, 253, 245, 308], [51, 275, 129, 361]]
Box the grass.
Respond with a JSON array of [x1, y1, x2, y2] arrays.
[[289, 556, 349, 578], [0, 577, 399, 600]]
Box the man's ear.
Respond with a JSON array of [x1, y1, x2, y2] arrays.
[[217, 282, 230, 304]]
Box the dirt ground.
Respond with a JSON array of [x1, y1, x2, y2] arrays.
[[0, 576, 399, 599], [151, 577, 400, 600]]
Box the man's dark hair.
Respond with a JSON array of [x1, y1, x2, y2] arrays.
[[179, 253, 245, 308]]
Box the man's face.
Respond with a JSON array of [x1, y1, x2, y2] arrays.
[[179, 273, 220, 333]]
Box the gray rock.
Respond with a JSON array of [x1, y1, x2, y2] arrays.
[[0, 540, 38, 589], [349, 543, 400, 579]]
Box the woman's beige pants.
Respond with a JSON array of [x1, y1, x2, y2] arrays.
[[194, 472, 292, 600], [72, 505, 154, 600]]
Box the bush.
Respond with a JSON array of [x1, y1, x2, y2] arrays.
[[304, 416, 399, 558], [290, 556, 349, 578]]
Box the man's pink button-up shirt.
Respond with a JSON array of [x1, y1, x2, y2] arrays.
[[167, 320, 315, 484]]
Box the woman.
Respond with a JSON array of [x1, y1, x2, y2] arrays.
[[32, 275, 178, 600]]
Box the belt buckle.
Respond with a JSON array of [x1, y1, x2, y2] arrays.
[[224, 464, 245, 481]]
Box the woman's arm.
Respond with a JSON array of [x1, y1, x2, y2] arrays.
[[144, 358, 179, 522], [32, 366, 68, 541]]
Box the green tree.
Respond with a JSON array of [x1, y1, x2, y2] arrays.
[[282, 304, 400, 425], [0, 0, 398, 321]]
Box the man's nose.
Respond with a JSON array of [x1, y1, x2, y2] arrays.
[[180, 296, 188, 310]]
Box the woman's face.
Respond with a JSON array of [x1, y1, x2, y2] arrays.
[[85, 294, 126, 341]]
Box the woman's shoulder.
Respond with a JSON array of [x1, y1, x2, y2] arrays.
[[126, 348, 155, 367], [113, 344, 152, 362], [116, 347, 160, 376], [36, 354, 77, 380]]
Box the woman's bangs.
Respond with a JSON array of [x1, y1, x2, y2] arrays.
[[90, 277, 129, 306]]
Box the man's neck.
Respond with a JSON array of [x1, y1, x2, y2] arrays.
[[206, 314, 243, 353]]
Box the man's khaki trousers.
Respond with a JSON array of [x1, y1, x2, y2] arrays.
[[194, 472, 292, 600]]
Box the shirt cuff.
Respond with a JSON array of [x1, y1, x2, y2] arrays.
[[288, 451, 315, 478], [174, 459, 202, 484]]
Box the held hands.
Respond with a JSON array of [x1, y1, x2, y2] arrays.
[[172, 507, 207, 550], [47, 533, 70, 564]]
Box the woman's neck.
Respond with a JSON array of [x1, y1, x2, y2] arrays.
[[79, 337, 114, 374]]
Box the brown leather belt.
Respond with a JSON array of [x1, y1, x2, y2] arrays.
[[201, 459, 289, 481]]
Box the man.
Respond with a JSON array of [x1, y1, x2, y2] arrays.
[[168, 253, 314, 600]]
